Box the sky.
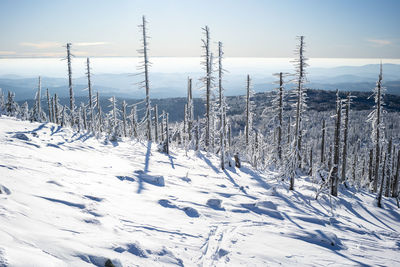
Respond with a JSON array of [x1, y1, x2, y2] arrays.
[[0, 0, 399, 58]]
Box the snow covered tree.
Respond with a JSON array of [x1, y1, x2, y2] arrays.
[[321, 119, 326, 164], [96, 91, 103, 133], [138, 16, 152, 140], [20, 101, 29, 120], [46, 88, 52, 122], [293, 36, 308, 171], [54, 93, 60, 125], [0, 89, 4, 114], [341, 93, 351, 183], [30, 76, 46, 122], [331, 90, 342, 196], [187, 78, 194, 142], [122, 100, 128, 137], [245, 74, 254, 146], [201, 25, 212, 150], [130, 105, 138, 138], [5, 91, 19, 117], [384, 138, 392, 197], [367, 63, 386, 192], [287, 36, 308, 190], [107, 96, 120, 139], [154, 104, 159, 143], [217, 42, 228, 168], [86, 57, 95, 131], [271, 72, 288, 162], [65, 43, 75, 126], [392, 149, 400, 198]]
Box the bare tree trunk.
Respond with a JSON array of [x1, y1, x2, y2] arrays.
[[277, 72, 283, 161], [373, 65, 383, 192], [66, 43, 74, 126], [154, 105, 159, 143], [294, 36, 306, 171], [165, 113, 169, 154], [202, 26, 211, 149], [140, 16, 152, 141], [122, 100, 127, 137], [54, 94, 59, 124], [321, 119, 326, 164], [96, 91, 102, 133], [309, 147, 313, 175], [368, 149, 374, 188], [341, 93, 350, 182], [287, 116, 291, 145], [331, 90, 341, 196], [245, 74, 251, 146], [86, 58, 94, 131], [37, 76, 42, 121], [385, 138, 392, 197], [50, 96, 55, 123], [187, 78, 193, 141], [46, 88, 51, 122], [392, 149, 400, 197], [378, 152, 387, 208]]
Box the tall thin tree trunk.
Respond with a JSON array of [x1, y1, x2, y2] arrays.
[[392, 149, 400, 197], [86, 58, 94, 131], [46, 88, 51, 122], [341, 93, 350, 182], [154, 105, 159, 143], [385, 138, 392, 197], [331, 90, 341, 196], [277, 72, 283, 161], [141, 16, 152, 141], [378, 152, 387, 208], [245, 74, 251, 146], [321, 119, 326, 164], [66, 43, 74, 126]]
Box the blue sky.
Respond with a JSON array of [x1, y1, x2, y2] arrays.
[[0, 0, 399, 58]]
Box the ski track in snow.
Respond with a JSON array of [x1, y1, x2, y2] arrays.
[[0, 117, 400, 266]]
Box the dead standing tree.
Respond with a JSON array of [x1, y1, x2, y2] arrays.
[[138, 15, 152, 140], [65, 43, 75, 126]]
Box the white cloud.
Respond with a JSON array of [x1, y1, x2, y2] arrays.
[[367, 39, 392, 46], [19, 42, 61, 49], [74, 42, 110, 46], [0, 51, 16, 55]]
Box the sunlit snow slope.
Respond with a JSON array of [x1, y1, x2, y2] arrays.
[[0, 117, 399, 266]]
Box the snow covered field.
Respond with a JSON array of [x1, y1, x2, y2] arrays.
[[0, 116, 399, 266]]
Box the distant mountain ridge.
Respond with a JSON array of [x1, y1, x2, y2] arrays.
[[1, 63, 399, 100]]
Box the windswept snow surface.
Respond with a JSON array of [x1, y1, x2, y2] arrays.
[[0, 117, 399, 266]]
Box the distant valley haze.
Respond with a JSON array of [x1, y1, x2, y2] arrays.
[[0, 57, 399, 100]]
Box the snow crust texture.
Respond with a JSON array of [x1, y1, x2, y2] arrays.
[[0, 117, 400, 266]]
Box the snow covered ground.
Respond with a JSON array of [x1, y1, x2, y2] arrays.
[[0, 116, 399, 266]]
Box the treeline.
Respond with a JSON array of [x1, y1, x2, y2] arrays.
[[0, 16, 399, 207]]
